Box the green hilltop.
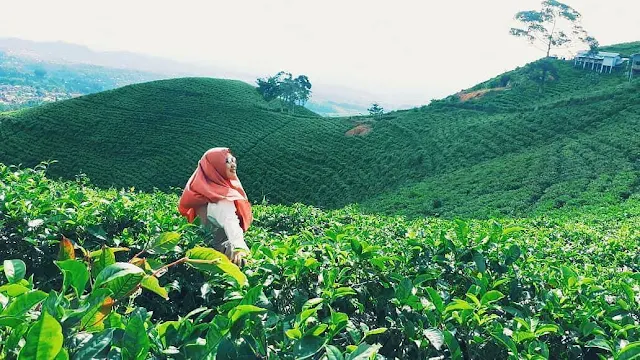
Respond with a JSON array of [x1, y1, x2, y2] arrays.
[[1, 43, 640, 219]]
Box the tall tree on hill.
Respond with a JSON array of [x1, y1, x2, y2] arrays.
[[368, 103, 384, 119], [256, 72, 312, 114], [293, 75, 312, 106], [510, 0, 596, 58]]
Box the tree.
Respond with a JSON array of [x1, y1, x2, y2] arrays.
[[510, 0, 594, 58], [368, 103, 384, 119], [256, 76, 280, 102], [293, 75, 311, 106], [256, 72, 312, 113], [526, 58, 559, 93]]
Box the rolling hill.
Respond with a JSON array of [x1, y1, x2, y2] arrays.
[[1, 42, 640, 219], [0, 38, 379, 116]]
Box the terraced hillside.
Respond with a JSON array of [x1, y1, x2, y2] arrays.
[[1, 47, 640, 218]]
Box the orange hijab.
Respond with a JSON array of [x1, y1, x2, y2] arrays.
[[178, 148, 253, 232]]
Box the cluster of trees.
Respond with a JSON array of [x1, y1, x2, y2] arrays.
[[256, 71, 312, 113]]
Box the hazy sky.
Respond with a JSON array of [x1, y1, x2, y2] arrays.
[[2, 0, 639, 107]]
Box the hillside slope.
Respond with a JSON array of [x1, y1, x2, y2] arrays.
[[2, 51, 640, 218]]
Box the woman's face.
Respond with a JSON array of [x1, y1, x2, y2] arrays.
[[225, 153, 237, 179]]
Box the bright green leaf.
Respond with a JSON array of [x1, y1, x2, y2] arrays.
[[535, 324, 559, 336], [186, 247, 247, 286], [92, 248, 116, 278], [286, 328, 302, 340], [445, 299, 475, 312], [481, 290, 505, 305], [141, 276, 168, 300], [365, 327, 387, 338], [502, 226, 525, 236], [18, 311, 63, 360], [303, 297, 324, 310], [228, 305, 266, 324], [148, 232, 181, 254], [617, 342, 640, 360], [0, 284, 30, 297], [55, 260, 89, 297], [94, 263, 145, 299], [334, 287, 356, 299], [346, 343, 382, 360], [2, 290, 47, 317], [426, 287, 444, 313], [309, 324, 329, 337]]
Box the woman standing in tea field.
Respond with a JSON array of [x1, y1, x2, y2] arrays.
[[178, 147, 252, 267]]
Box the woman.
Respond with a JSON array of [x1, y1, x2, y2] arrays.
[[178, 147, 252, 267]]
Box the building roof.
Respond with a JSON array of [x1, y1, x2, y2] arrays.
[[576, 50, 621, 59]]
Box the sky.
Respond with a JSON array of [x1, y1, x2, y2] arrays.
[[1, 0, 639, 108]]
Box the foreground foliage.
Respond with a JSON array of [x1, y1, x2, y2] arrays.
[[0, 163, 639, 359]]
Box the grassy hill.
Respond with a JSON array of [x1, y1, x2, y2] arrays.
[[600, 41, 640, 57], [362, 57, 640, 217], [2, 49, 640, 219]]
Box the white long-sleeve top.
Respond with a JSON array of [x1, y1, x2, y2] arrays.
[[205, 200, 249, 252]]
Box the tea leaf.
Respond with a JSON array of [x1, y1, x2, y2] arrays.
[[55, 259, 89, 297], [1, 290, 47, 317], [3, 259, 26, 284], [325, 345, 344, 360], [94, 263, 145, 299], [228, 304, 266, 324], [18, 311, 63, 360], [294, 335, 325, 360], [186, 247, 247, 286], [74, 328, 115, 359], [141, 276, 168, 300], [57, 236, 75, 260], [617, 342, 640, 360], [148, 232, 181, 254]]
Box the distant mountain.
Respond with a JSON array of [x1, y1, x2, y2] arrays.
[[0, 50, 168, 111], [0, 38, 388, 116]]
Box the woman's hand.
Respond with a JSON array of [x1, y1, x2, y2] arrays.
[[230, 251, 247, 267], [222, 242, 248, 268]]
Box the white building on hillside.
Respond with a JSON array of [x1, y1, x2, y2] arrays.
[[574, 51, 624, 73]]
